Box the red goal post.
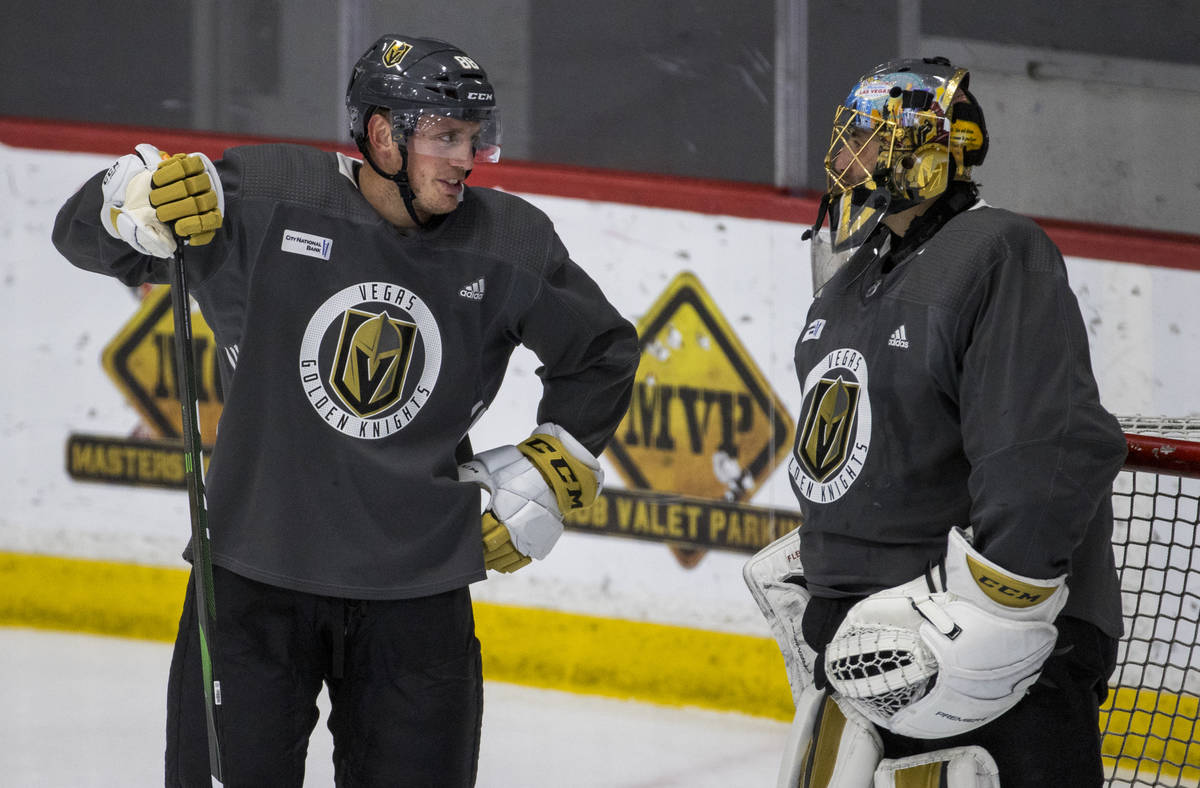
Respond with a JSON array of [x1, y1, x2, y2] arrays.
[[1104, 417, 1200, 787]]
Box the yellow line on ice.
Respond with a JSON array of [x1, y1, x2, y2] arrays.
[[0, 551, 792, 719]]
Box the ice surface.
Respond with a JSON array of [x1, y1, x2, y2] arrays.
[[0, 627, 787, 787]]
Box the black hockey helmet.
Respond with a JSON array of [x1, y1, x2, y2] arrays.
[[346, 35, 501, 163]]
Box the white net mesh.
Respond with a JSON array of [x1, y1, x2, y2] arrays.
[[1104, 417, 1200, 788], [824, 624, 938, 725]]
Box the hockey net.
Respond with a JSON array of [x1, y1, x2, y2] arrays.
[[1104, 417, 1200, 787]]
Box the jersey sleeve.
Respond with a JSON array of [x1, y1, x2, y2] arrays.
[[955, 220, 1126, 579], [517, 232, 639, 455]]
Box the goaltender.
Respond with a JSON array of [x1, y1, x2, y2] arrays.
[[53, 35, 637, 787], [745, 57, 1126, 787]]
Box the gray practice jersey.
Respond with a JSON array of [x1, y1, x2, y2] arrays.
[[54, 144, 639, 600], [789, 202, 1126, 637]]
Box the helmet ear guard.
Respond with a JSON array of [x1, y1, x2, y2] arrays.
[[899, 142, 951, 201]]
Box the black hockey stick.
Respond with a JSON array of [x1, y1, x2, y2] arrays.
[[168, 244, 226, 785]]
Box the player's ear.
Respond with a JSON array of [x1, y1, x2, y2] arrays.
[[366, 112, 398, 162]]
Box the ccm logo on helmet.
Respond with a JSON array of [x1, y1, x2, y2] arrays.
[[467, 92, 493, 101]]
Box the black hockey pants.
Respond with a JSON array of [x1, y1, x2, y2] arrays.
[[166, 565, 483, 787]]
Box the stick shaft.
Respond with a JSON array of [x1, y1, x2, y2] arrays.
[[168, 247, 225, 785]]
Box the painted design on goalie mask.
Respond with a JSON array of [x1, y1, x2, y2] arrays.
[[298, 281, 443, 439], [789, 348, 872, 503], [805, 57, 988, 297], [826, 58, 988, 214]]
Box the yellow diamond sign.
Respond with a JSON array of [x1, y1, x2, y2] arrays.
[[101, 285, 223, 446], [608, 271, 794, 503]]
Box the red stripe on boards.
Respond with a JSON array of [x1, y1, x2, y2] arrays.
[[4, 115, 1197, 271]]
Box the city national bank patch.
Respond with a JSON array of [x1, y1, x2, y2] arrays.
[[281, 229, 333, 261]]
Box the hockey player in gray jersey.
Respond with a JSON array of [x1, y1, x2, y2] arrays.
[[744, 58, 1126, 786], [53, 35, 638, 787]]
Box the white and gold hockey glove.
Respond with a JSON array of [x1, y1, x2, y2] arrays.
[[824, 527, 1068, 739], [458, 423, 602, 573], [101, 143, 224, 257]]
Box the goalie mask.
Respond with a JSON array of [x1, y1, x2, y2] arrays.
[[346, 35, 501, 224], [807, 57, 988, 295]]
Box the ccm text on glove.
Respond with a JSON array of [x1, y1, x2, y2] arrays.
[[458, 424, 603, 573]]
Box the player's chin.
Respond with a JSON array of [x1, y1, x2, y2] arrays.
[[413, 194, 460, 217], [417, 184, 464, 215]]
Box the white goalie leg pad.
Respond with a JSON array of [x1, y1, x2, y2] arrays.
[[776, 684, 823, 788], [825, 528, 1068, 739], [777, 685, 882, 788], [743, 528, 818, 704], [873, 746, 999, 788]]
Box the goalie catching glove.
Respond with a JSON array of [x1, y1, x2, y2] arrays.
[[824, 527, 1068, 739], [101, 143, 224, 258], [458, 423, 602, 573]]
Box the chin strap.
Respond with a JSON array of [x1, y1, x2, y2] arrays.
[[356, 141, 427, 227]]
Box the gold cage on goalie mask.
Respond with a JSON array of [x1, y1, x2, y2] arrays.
[[823, 60, 987, 212]]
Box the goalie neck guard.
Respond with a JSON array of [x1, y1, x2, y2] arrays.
[[807, 56, 988, 295]]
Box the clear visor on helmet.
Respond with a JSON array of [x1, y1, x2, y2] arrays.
[[393, 108, 502, 164]]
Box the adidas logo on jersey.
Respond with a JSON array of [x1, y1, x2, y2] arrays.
[[888, 325, 910, 349], [459, 278, 486, 301]]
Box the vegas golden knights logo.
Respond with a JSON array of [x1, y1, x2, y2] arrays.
[[382, 40, 413, 69], [789, 348, 872, 503], [330, 309, 417, 418], [797, 376, 859, 482], [300, 282, 441, 440]]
